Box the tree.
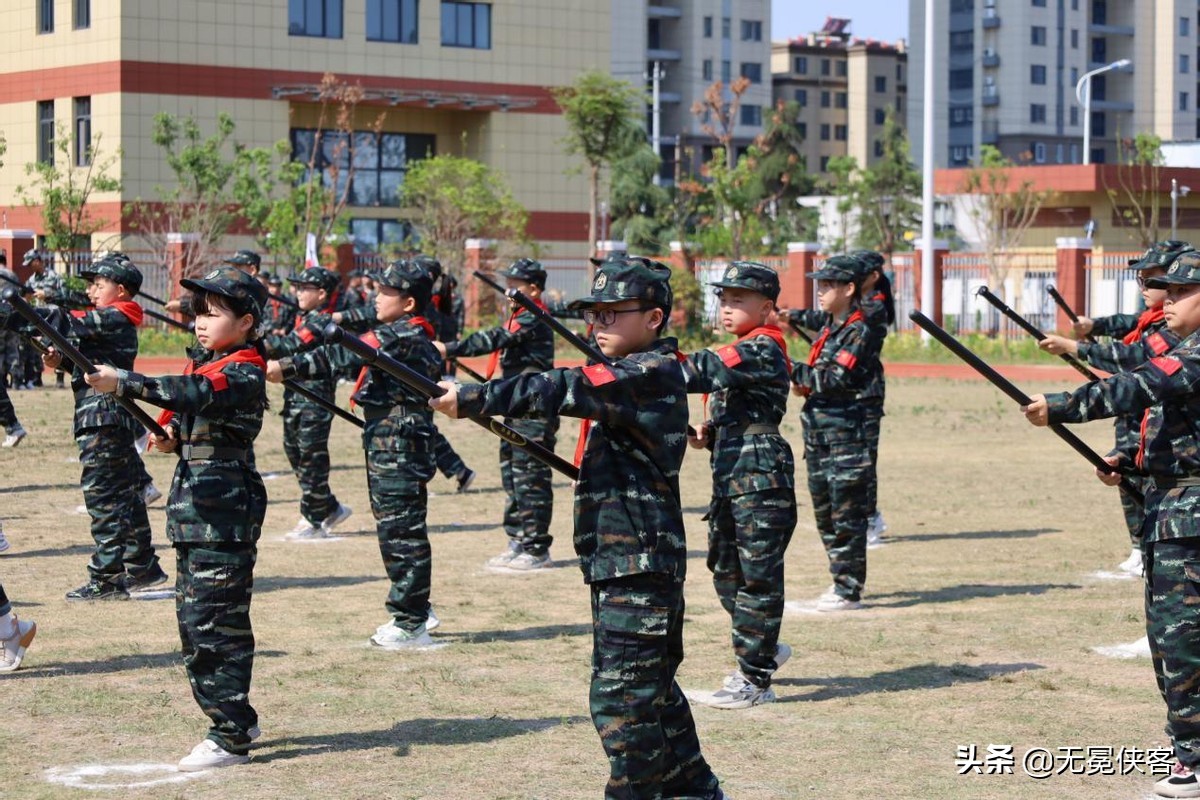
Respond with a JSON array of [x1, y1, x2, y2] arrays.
[[608, 143, 671, 253], [553, 72, 644, 260], [960, 145, 1053, 304], [399, 152, 528, 277], [854, 110, 921, 258], [691, 78, 752, 169], [18, 122, 121, 259], [232, 140, 309, 268], [824, 155, 859, 253], [1103, 132, 1164, 248], [124, 112, 245, 274]]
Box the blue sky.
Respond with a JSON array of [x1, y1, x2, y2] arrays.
[[772, 0, 910, 44]]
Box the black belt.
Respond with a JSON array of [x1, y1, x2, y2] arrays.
[[362, 404, 428, 421], [180, 444, 249, 462], [1154, 477, 1200, 490], [716, 422, 780, 439]]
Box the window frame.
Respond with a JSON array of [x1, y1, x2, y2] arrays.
[[441, 1, 491, 49], [73, 97, 92, 167], [367, 0, 419, 44], [37, 100, 55, 165], [288, 0, 344, 39], [74, 0, 90, 30]]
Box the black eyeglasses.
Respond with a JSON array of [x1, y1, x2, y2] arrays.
[[583, 307, 655, 326]]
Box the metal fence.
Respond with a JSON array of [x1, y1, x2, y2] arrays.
[[1085, 251, 1143, 318], [939, 252, 1059, 337]]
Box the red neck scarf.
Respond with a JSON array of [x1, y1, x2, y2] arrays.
[[808, 310, 864, 367], [74, 300, 143, 326], [574, 323, 597, 468], [349, 317, 435, 408], [156, 346, 266, 427], [1123, 305, 1165, 345], [484, 299, 548, 379]]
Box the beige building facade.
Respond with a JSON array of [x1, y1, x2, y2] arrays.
[[0, 0, 615, 257], [770, 19, 908, 180]]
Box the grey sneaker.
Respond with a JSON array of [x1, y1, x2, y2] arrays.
[[2, 426, 27, 448], [816, 596, 863, 612], [321, 503, 353, 534], [486, 541, 522, 568], [506, 551, 550, 571], [178, 739, 249, 771], [0, 522, 9, 554], [695, 672, 776, 709], [456, 467, 477, 493], [143, 483, 164, 505], [284, 519, 327, 540], [426, 607, 440, 632], [370, 623, 435, 651], [774, 642, 792, 670]]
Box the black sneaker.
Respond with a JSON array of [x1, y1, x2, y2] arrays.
[[65, 580, 130, 602], [456, 467, 476, 493], [125, 565, 169, 593]]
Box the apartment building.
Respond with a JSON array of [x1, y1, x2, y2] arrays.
[[770, 17, 909, 180], [909, 0, 1198, 169]]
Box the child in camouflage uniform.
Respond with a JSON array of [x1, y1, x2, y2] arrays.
[[272, 260, 443, 650], [1024, 250, 1200, 799], [261, 266, 352, 540], [44, 256, 165, 601], [791, 255, 883, 612], [1040, 239, 1191, 578], [683, 261, 796, 709], [436, 258, 559, 571], [431, 256, 729, 800], [85, 266, 269, 771]]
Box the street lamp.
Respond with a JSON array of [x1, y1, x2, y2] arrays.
[[1075, 58, 1131, 165], [1172, 178, 1191, 239]]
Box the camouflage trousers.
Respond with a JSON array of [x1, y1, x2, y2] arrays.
[[77, 426, 159, 583], [282, 394, 339, 527], [431, 426, 468, 480], [590, 574, 721, 800], [20, 337, 42, 385], [0, 331, 19, 387], [176, 542, 258, 754], [499, 416, 558, 555], [863, 401, 884, 518], [1145, 536, 1200, 768], [0, 376, 16, 431], [707, 487, 797, 689], [367, 452, 432, 632], [805, 437, 873, 602], [0, 580, 9, 616]]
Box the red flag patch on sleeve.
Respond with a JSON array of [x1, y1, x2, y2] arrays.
[[202, 371, 230, 392], [1147, 332, 1169, 356], [718, 345, 743, 367], [582, 364, 617, 386], [297, 327, 316, 344], [835, 351, 858, 369], [1151, 356, 1183, 376]]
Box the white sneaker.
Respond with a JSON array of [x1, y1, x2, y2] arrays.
[[426, 608, 440, 632], [0, 523, 9, 554], [177, 739, 250, 771], [774, 642, 792, 671], [370, 623, 435, 650], [869, 511, 888, 535], [284, 519, 327, 540], [0, 614, 36, 672], [143, 483, 163, 505], [695, 671, 776, 709], [2, 426, 27, 448], [486, 541, 522, 568], [819, 584, 838, 601], [321, 503, 353, 534], [1154, 761, 1200, 798], [816, 596, 863, 613], [1118, 547, 1143, 576], [505, 551, 550, 571]]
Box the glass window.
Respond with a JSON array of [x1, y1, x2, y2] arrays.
[[740, 20, 762, 41], [795, 56, 807, 74], [74, 0, 90, 29], [875, 108, 887, 124], [292, 129, 435, 208], [875, 75, 887, 92], [1031, 64, 1047, 84], [874, 139, 884, 157], [289, 0, 343, 38], [740, 105, 762, 126], [819, 156, 830, 171], [702, 59, 713, 81], [73, 97, 91, 167], [797, 122, 807, 138], [740, 63, 762, 83], [367, 0, 419, 43], [820, 91, 830, 108], [350, 219, 415, 252], [795, 88, 807, 104], [835, 92, 847, 109], [1030, 103, 1047, 123], [834, 124, 847, 141], [820, 124, 830, 141], [38, 0, 53, 33], [821, 59, 830, 76], [37, 100, 54, 165], [1183, 54, 1191, 74], [721, 60, 731, 82], [703, 16, 712, 38], [1032, 0, 1046, 6], [1181, 91, 1190, 111], [836, 60, 847, 77], [1070, 29, 1078, 48], [949, 69, 973, 90], [441, 1, 490, 49], [1182, 16, 1191, 36], [721, 16, 730, 39], [1031, 26, 1046, 45]]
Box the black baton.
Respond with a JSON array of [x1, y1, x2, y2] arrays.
[[975, 286, 1101, 381], [1047, 285, 1096, 343]]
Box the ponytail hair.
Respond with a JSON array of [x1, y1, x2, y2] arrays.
[[874, 272, 896, 326]]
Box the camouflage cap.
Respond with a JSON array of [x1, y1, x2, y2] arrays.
[[588, 250, 629, 267], [377, 259, 433, 308], [21, 249, 43, 265], [223, 250, 262, 271], [79, 256, 143, 294], [181, 266, 269, 318], [1130, 240, 1194, 271], [568, 256, 673, 311], [501, 257, 547, 287], [1145, 251, 1200, 288], [709, 260, 780, 301], [850, 249, 886, 271], [810, 254, 866, 283], [288, 266, 341, 292], [264, 271, 282, 286]]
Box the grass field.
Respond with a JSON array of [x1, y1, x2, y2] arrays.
[[0, 375, 1170, 799]]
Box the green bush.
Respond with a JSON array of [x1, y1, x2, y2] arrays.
[[138, 328, 195, 357]]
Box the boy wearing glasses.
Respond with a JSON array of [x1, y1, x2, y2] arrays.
[[1039, 239, 1191, 578], [435, 258, 558, 571], [1023, 251, 1200, 799], [683, 261, 796, 709], [430, 257, 728, 800]]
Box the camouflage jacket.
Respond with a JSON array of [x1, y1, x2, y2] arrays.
[[285, 315, 440, 472], [262, 308, 337, 404], [1045, 329, 1200, 543], [25, 269, 67, 305], [265, 298, 293, 334], [444, 306, 555, 378], [792, 308, 880, 445], [117, 344, 267, 543], [458, 337, 689, 584], [785, 304, 886, 406], [1078, 309, 1179, 375], [684, 330, 795, 496], [66, 302, 144, 435], [1089, 313, 1141, 339]]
